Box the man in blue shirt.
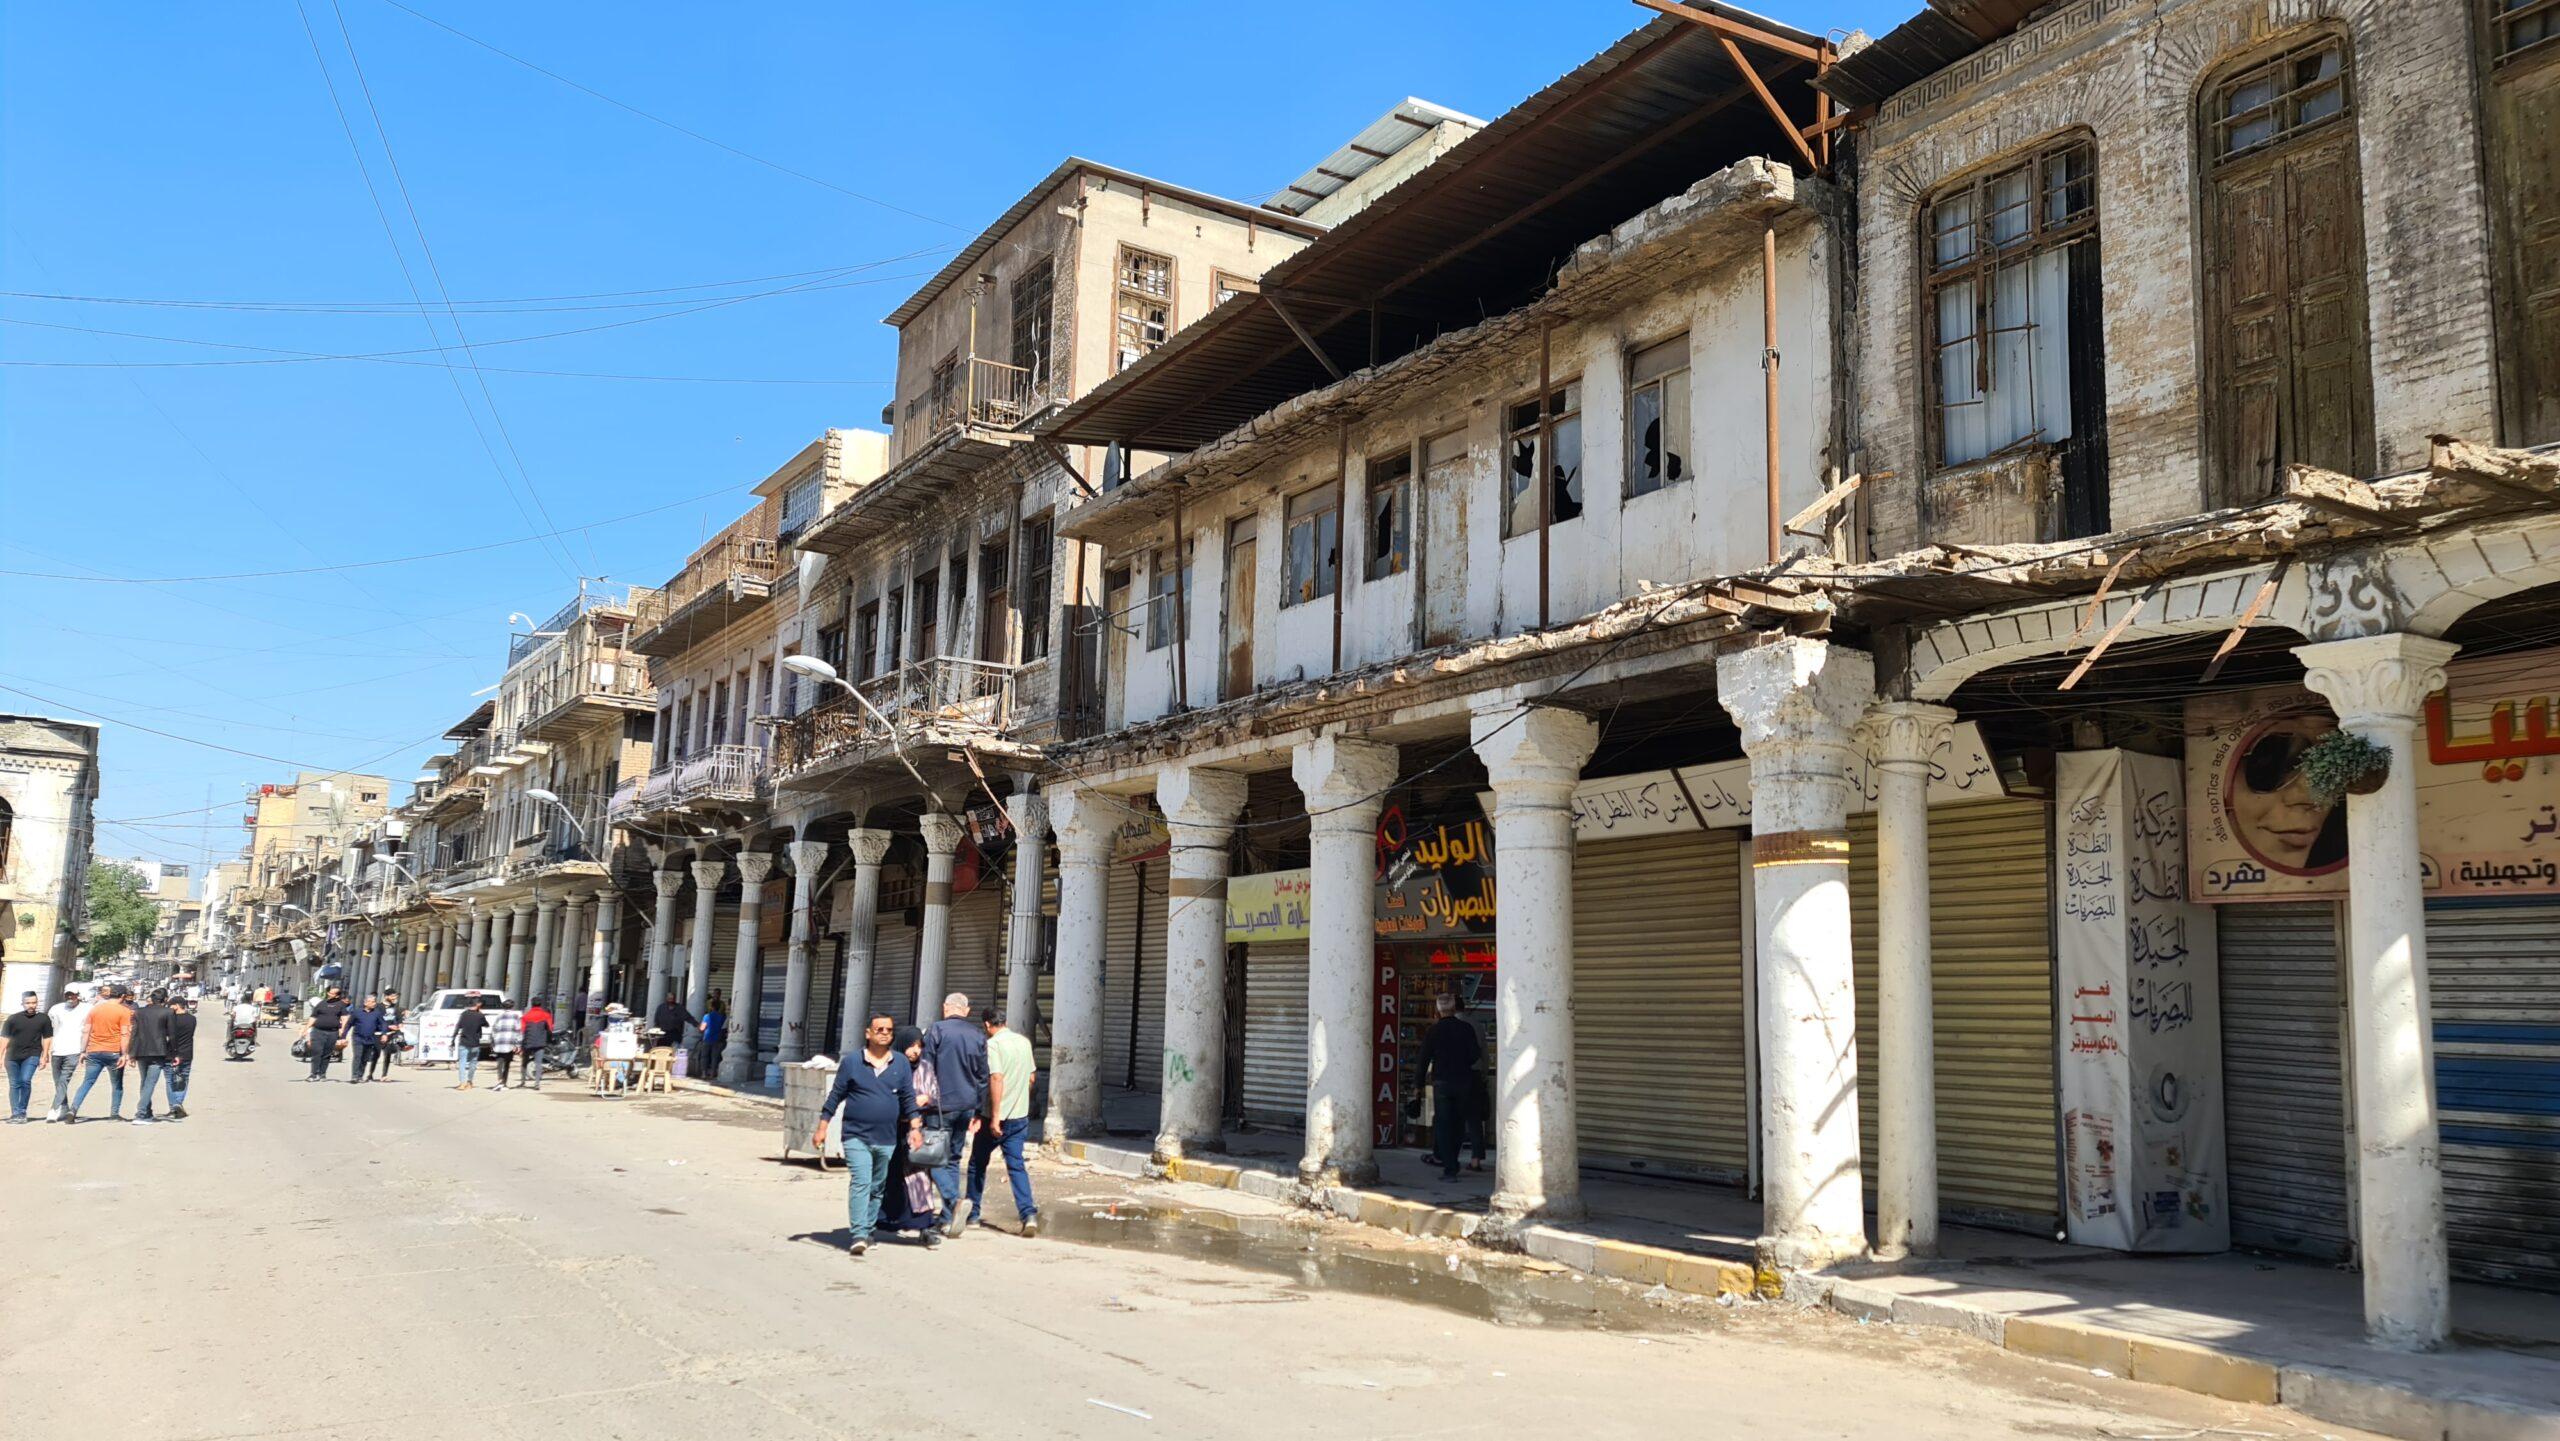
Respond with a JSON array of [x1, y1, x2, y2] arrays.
[[921, 992, 990, 1239], [813, 1012, 922, 1258], [347, 994, 389, 1084]]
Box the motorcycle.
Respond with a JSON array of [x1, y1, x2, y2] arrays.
[[224, 1022, 258, 1061]]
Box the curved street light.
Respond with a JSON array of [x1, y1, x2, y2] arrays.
[[779, 654, 940, 800]]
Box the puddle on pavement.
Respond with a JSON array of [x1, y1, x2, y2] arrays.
[[1041, 1196, 1695, 1332]]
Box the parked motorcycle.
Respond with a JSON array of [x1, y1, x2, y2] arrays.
[[224, 1022, 258, 1061]]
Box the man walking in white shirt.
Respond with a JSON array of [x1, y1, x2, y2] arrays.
[[45, 990, 90, 1123]]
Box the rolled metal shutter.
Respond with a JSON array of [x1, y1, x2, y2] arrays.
[[1573, 830, 1748, 1181], [2426, 902, 2560, 1291], [704, 911, 739, 1019], [871, 917, 918, 1040], [1240, 941, 1310, 1128], [945, 887, 1005, 1015], [2216, 901, 2350, 1260], [1849, 798, 2059, 1232], [1104, 859, 1168, 1093], [804, 934, 841, 1062], [1105, 862, 1140, 1090]]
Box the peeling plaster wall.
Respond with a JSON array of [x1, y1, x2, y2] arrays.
[[0, 718, 99, 978], [1066, 176, 1306, 408], [1850, 0, 2500, 556], [1105, 220, 1834, 728]]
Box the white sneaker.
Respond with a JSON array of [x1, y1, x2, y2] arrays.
[[44, 1108, 60, 1122]]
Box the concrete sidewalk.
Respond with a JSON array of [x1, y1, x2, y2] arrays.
[[1071, 1088, 2560, 1440]]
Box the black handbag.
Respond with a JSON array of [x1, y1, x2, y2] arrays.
[[291, 1037, 312, 1060], [908, 1126, 953, 1170]]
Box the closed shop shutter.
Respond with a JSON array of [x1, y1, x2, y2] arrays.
[[805, 934, 841, 1062], [872, 918, 919, 1040], [1105, 863, 1140, 1089], [1241, 942, 1310, 1127], [704, 910, 739, 1018], [1574, 829, 1747, 1181], [2217, 901, 2350, 1260], [2426, 902, 2560, 1291], [1849, 798, 2059, 1232], [946, 887, 1006, 1015], [1104, 859, 1169, 1093]]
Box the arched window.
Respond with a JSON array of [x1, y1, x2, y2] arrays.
[[2480, 0, 2560, 443], [2199, 30, 2374, 502]]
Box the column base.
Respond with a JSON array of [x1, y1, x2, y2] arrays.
[[1755, 1229, 1870, 1275], [1150, 1131, 1227, 1168], [1475, 1191, 1587, 1249], [1297, 1157, 1381, 1191]]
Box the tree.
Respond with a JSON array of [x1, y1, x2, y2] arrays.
[[82, 861, 161, 963]]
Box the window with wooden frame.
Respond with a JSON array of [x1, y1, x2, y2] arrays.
[[1624, 334, 1693, 499], [1365, 449, 1412, 580], [1503, 381, 1583, 538], [1282, 482, 1341, 606], [1010, 257, 1055, 393], [2200, 33, 2373, 502], [977, 540, 1011, 663], [1019, 515, 1055, 661], [672, 697, 692, 760], [2481, 0, 2560, 443], [1213, 270, 1253, 307], [851, 606, 877, 685], [1115, 247, 1175, 372], [929, 351, 960, 428], [882, 590, 905, 671], [912, 570, 940, 661], [1146, 544, 1186, 651]]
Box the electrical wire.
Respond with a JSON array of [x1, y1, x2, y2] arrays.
[[0, 258, 935, 314]]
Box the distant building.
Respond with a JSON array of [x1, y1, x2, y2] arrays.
[[0, 713, 102, 1003]]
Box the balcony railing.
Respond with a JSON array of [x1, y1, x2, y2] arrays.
[[521, 633, 651, 736], [608, 744, 766, 821], [927, 356, 1054, 436], [774, 656, 1018, 775]]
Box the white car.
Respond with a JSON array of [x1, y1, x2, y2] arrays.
[[410, 988, 517, 1065]]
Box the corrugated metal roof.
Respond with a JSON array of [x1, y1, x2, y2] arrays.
[[1036, 4, 1828, 453], [882, 159, 1326, 329], [1258, 97, 1485, 219]]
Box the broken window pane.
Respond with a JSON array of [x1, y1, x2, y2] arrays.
[[1282, 484, 1340, 606], [1146, 546, 1185, 651], [1503, 383, 1583, 536], [1010, 257, 1055, 394], [2214, 38, 2351, 159], [1366, 451, 1412, 580], [1626, 335, 1691, 499], [1116, 248, 1175, 372]]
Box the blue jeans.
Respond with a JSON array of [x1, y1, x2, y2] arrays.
[[926, 1109, 975, 1213], [455, 1047, 479, 1086], [134, 1060, 172, 1117], [6, 1055, 36, 1117], [71, 1052, 124, 1117], [843, 1141, 896, 1245], [168, 1059, 192, 1110], [967, 1116, 1037, 1221]]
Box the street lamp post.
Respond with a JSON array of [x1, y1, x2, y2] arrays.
[[777, 655, 941, 801]]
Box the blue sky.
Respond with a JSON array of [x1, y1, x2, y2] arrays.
[[1, 0, 1906, 881]]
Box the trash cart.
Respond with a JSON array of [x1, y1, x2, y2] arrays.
[[781, 1060, 843, 1168]]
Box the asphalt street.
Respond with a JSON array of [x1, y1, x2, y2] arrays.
[[0, 1050, 2381, 1440]]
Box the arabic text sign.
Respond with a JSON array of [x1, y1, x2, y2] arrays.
[[2187, 648, 2560, 902], [1519, 721, 2008, 842], [1376, 807, 1497, 940], [1226, 869, 1312, 943]]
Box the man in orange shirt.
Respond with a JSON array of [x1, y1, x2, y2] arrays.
[[68, 983, 136, 1123]]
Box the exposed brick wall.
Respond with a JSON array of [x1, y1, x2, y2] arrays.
[[1850, 0, 2500, 558]]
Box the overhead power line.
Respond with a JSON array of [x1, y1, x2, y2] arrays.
[[0, 257, 941, 312]]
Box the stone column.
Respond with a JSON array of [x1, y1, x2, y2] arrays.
[[1004, 786, 1049, 1031], [914, 812, 966, 1027], [1293, 734, 1398, 1188], [2298, 633, 2459, 1350], [584, 887, 618, 1024], [1047, 790, 1112, 1143], [526, 894, 562, 1012], [1153, 765, 1247, 1162], [778, 839, 830, 1063], [1471, 702, 1600, 1227], [836, 831, 891, 1056], [427, 923, 448, 990], [465, 906, 494, 998], [555, 894, 587, 1012], [1867, 700, 1955, 1260], [685, 859, 725, 1021], [503, 902, 534, 1000], [645, 870, 684, 1016], [1719, 637, 1875, 1271], [449, 915, 470, 987], [721, 853, 774, 1086]]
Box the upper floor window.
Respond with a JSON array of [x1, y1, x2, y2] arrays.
[[1282, 483, 1341, 607], [1020, 516, 1055, 661], [1366, 450, 1411, 580], [1213, 270, 1252, 306], [2482, 0, 2560, 443], [1116, 248, 1175, 372], [977, 541, 1011, 664], [779, 474, 822, 538], [2201, 34, 2372, 500], [1625, 334, 1692, 498], [1010, 258, 1055, 392], [1503, 382, 1582, 538], [818, 622, 848, 689], [2496, 0, 2560, 56], [851, 606, 877, 685], [1924, 139, 2098, 472], [929, 351, 961, 428], [1146, 545, 1186, 651], [913, 571, 941, 660]]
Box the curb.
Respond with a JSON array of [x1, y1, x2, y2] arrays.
[[1057, 1141, 1754, 1301], [1796, 1275, 2559, 1440]]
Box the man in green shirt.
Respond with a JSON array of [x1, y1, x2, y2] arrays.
[[965, 1006, 1040, 1237]]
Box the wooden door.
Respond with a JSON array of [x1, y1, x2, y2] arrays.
[[2207, 118, 2373, 500], [2485, 13, 2560, 444], [1223, 520, 1256, 701]]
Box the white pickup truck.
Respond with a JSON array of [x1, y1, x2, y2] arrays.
[[410, 988, 518, 1066]]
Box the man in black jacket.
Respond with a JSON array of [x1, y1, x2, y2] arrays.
[[164, 998, 198, 1120], [651, 997, 695, 1060], [129, 989, 178, 1124], [452, 997, 488, 1091], [1421, 994, 1481, 1181]]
